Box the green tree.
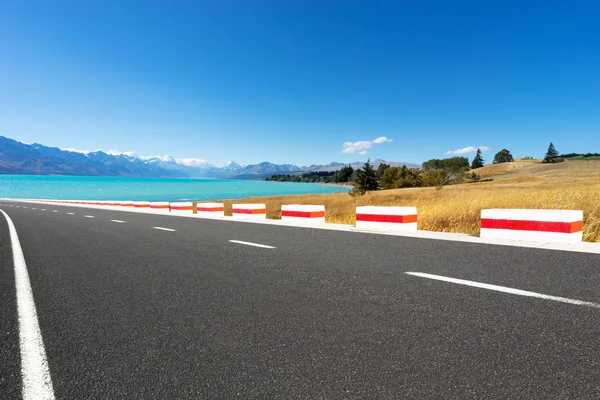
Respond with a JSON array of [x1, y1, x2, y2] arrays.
[[381, 166, 401, 189], [471, 148, 484, 169], [376, 162, 390, 179], [421, 169, 448, 190], [422, 156, 469, 173], [333, 165, 354, 183], [493, 149, 514, 164], [351, 159, 379, 196], [543, 142, 561, 163]]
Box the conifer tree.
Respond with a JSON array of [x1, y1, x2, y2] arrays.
[[471, 148, 484, 169], [351, 159, 379, 195], [543, 142, 560, 163]]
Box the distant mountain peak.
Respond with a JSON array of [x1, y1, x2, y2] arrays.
[[222, 160, 243, 168], [1, 135, 420, 179]]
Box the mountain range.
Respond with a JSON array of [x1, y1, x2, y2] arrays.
[[0, 135, 420, 179]]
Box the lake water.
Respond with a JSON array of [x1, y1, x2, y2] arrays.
[[0, 175, 349, 201]]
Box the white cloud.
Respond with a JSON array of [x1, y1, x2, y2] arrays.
[[446, 146, 491, 155], [373, 136, 392, 144], [342, 136, 392, 155]]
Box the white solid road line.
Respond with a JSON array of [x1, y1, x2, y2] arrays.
[[406, 272, 600, 309], [229, 240, 276, 249], [0, 210, 56, 399], [84, 215, 95, 218], [111, 220, 126, 223], [153, 227, 176, 232]]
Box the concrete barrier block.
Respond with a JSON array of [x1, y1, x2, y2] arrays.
[[170, 202, 193, 213], [281, 204, 325, 225], [195, 202, 225, 217], [232, 203, 266, 219], [480, 209, 583, 243], [150, 202, 170, 210], [356, 206, 418, 231]]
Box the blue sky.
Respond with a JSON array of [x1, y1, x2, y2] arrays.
[[1, 1, 598, 166]]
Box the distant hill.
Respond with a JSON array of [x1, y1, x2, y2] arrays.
[[0, 135, 420, 179], [307, 159, 420, 172], [473, 158, 600, 180]]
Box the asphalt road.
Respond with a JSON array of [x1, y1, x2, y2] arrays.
[[1, 200, 600, 399]]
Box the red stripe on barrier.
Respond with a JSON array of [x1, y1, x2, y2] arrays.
[[150, 205, 170, 209], [197, 207, 224, 212], [171, 206, 192, 210], [134, 204, 150, 208], [356, 214, 417, 223], [282, 210, 325, 218], [481, 218, 582, 233], [233, 208, 266, 215]]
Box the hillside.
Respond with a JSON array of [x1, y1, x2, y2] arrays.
[[474, 158, 600, 180]]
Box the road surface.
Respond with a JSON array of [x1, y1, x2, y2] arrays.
[[1, 200, 599, 399]]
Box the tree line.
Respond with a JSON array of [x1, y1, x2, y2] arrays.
[[266, 165, 355, 184], [268, 141, 582, 195]]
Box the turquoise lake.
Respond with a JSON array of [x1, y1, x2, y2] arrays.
[[0, 175, 349, 201]]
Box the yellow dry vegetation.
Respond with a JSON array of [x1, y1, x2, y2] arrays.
[[221, 160, 600, 242]]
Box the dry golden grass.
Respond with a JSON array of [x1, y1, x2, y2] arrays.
[[474, 158, 540, 179], [221, 160, 600, 242]]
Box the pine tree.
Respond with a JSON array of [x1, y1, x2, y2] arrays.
[[351, 159, 379, 195], [471, 148, 484, 169], [543, 142, 560, 163]]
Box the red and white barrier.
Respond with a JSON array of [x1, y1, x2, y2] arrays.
[[232, 203, 266, 219], [281, 205, 325, 225], [150, 202, 170, 210], [120, 201, 134, 207], [196, 202, 225, 217], [170, 202, 193, 213], [355, 206, 418, 231], [133, 201, 150, 208], [480, 209, 583, 243]]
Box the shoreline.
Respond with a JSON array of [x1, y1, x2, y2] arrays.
[[318, 182, 353, 189]]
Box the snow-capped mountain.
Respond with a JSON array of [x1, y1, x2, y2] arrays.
[[0, 135, 419, 178]]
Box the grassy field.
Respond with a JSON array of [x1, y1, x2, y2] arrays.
[[221, 159, 600, 242]]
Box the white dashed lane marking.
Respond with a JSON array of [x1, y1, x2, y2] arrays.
[[111, 220, 126, 223], [405, 272, 600, 309], [229, 240, 276, 249], [66, 213, 74, 215], [84, 215, 95, 218], [52, 210, 58, 213], [153, 227, 176, 232]]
